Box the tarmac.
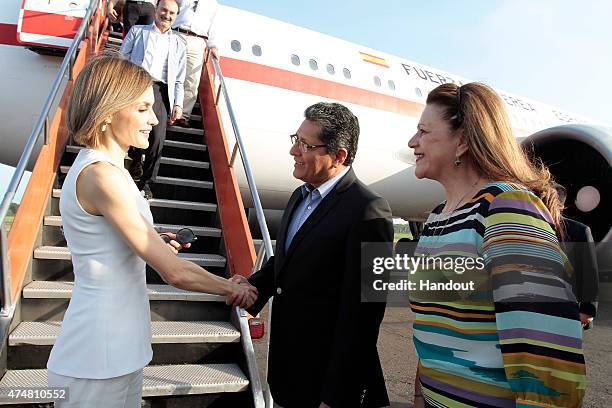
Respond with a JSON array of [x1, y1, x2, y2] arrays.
[[253, 302, 612, 408]]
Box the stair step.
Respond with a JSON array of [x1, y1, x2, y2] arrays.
[[159, 156, 209, 169], [167, 125, 204, 135], [191, 114, 202, 121], [154, 176, 213, 189], [51, 176, 214, 200], [44, 216, 221, 237], [0, 364, 248, 402], [59, 165, 70, 174], [34, 246, 225, 267], [153, 224, 221, 237], [44, 215, 62, 227], [65, 145, 83, 154], [253, 239, 277, 253], [9, 321, 239, 346], [106, 36, 123, 45], [164, 139, 207, 151], [148, 198, 217, 212], [23, 281, 226, 301], [179, 253, 226, 267]]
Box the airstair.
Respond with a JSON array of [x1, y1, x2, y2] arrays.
[[0, 1, 272, 406]]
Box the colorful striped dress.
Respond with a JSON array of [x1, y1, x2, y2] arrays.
[[411, 182, 586, 408]]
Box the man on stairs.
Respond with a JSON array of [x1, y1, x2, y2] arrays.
[[120, 0, 187, 199], [172, 0, 219, 128]]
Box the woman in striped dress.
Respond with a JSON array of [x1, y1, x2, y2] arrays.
[[407, 82, 586, 407]]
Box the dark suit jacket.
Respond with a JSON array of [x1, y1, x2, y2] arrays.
[[561, 217, 599, 317], [248, 168, 394, 408]]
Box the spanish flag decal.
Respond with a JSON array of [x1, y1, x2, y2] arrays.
[[359, 51, 389, 68]]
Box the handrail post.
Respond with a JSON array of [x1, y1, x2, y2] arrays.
[[214, 83, 223, 106], [229, 143, 239, 168], [44, 117, 49, 145], [0, 223, 13, 318], [69, 52, 75, 81], [204, 47, 211, 64]]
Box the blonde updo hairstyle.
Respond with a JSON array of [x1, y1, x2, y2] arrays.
[[427, 82, 563, 231], [67, 52, 152, 148]]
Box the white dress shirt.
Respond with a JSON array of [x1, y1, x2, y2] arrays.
[[173, 0, 218, 46], [141, 24, 171, 83]]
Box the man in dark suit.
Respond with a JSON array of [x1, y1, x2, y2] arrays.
[[562, 217, 599, 328], [235, 103, 393, 407], [555, 184, 599, 329]]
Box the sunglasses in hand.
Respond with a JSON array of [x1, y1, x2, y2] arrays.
[[159, 228, 198, 245]]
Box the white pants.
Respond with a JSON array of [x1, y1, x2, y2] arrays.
[[48, 369, 143, 408], [177, 33, 207, 119]]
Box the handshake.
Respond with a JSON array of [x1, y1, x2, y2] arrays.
[[225, 274, 258, 309]]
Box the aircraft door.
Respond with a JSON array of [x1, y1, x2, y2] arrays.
[[17, 0, 92, 49]]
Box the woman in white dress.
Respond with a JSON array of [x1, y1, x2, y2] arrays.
[[47, 54, 257, 407]]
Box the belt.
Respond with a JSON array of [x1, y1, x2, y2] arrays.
[[174, 27, 208, 39]]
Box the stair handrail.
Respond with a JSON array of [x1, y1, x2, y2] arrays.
[[206, 53, 275, 263], [0, 0, 103, 318], [207, 49, 276, 407]]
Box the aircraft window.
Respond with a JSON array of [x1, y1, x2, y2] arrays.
[[343, 68, 351, 79], [327, 64, 335, 75], [231, 40, 241, 52], [309, 59, 318, 70], [252, 45, 262, 56], [388, 80, 396, 90], [291, 54, 300, 66], [374, 76, 382, 87], [415, 87, 422, 97]]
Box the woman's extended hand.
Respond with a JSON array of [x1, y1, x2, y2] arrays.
[[226, 276, 258, 308], [159, 232, 191, 255]]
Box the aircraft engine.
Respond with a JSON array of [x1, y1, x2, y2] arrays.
[[522, 124, 612, 292]]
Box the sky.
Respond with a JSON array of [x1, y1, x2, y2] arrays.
[[1, 0, 611, 202], [222, 0, 611, 124]]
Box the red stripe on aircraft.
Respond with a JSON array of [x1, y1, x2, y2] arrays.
[[219, 57, 423, 117], [20, 10, 83, 39], [0, 24, 19, 46]]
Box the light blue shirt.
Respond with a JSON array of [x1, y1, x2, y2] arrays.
[[119, 24, 187, 109], [141, 24, 171, 83], [285, 166, 351, 253]]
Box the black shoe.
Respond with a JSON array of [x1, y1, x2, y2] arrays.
[[173, 118, 191, 128], [142, 183, 153, 200], [128, 159, 143, 180]]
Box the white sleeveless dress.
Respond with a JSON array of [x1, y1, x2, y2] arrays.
[[47, 148, 153, 379]]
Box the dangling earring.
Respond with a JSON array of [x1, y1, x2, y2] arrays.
[[101, 123, 107, 132], [454, 157, 461, 166]]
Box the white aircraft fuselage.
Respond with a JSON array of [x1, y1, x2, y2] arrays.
[[1, 1, 610, 241]]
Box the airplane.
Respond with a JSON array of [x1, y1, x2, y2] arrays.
[[1, 0, 610, 266]]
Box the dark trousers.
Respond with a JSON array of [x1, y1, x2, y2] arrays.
[[123, 1, 155, 36], [130, 82, 169, 189]]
